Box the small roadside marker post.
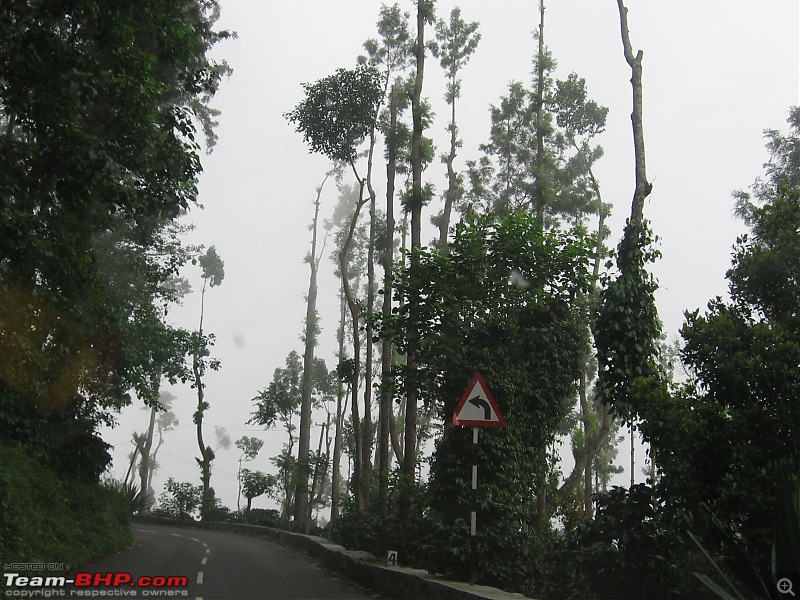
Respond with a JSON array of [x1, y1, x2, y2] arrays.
[[452, 372, 506, 584]]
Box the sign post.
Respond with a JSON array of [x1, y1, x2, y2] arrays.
[[452, 372, 506, 584]]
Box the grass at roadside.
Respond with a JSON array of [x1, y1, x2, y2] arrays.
[[0, 443, 132, 584]]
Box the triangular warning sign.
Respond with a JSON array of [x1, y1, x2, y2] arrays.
[[453, 372, 507, 427]]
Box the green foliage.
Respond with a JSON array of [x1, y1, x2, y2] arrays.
[[240, 469, 278, 511], [542, 485, 708, 600], [429, 7, 481, 105], [285, 66, 383, 163], [465, 62, 607, 225], [374, 210, 594, 589], [594, 220, 663, 421], [156, 478, 202, 524], [250, 351, 303, 431], [112, 479, 154, 515], [0, 444, 132, 579], [329, 473, 431, 567], [198, 245, 225, 288], [359, 3, 412, 76], [0, 0, 229, 482], [235, 435, 264, 462], [595, 110, 800, 595], [235, 508, 283, 528], [688, 476, 799, 600]]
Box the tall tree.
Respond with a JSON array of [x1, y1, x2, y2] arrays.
[[595, 0, 660, 425], [401, 0, 436, 497], [359, 2, 414, 513], [533, 0, 548, 225], [430, 7, 481, 251], [286, 65, 383, 511], [192, 245, 224, 517], [139, 390, 179, 507], [294, 166, 337, 525]]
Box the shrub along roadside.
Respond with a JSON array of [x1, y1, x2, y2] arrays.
[[0, 443, 133, 583]]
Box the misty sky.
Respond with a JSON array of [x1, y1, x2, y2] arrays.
[[104, 1, 800, 513]]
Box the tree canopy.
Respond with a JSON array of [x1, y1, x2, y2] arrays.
[[0, 0, 231, 480]]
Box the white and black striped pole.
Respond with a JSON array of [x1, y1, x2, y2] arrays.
[[452, 372, 507, 582], [471, 426, 478, 536]]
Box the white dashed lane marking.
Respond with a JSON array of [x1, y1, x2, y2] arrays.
[[196, 572, 204, 584]]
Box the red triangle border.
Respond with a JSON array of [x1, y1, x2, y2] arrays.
[[452, 372, 507, 427]]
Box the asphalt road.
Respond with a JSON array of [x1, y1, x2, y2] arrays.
[[64, 522, 378, 600]]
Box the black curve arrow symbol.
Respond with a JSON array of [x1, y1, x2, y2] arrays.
[[468, 396, 491, 420]]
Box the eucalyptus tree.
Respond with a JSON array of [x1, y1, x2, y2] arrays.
[[139, 390, 179, 507], [357, 3, 413, 510], [286, 65, 382, 512], [294, 165, 338, 524], [429, 7, 480, 252], [191, 245, 225, 516], [400, 0, 438, 497]]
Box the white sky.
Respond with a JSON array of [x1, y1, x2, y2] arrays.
[[104, 1, 800, 513]]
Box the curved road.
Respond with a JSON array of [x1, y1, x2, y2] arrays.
[[69, 523, 377, 600]]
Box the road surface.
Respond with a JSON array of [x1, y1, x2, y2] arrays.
[[67, 522, 378, 600]]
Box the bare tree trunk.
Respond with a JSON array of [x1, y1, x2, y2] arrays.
[[123, 435, 142, 488], [533, 0, 546, 225], [378, 86, 399, 514], [361, 187, 376, 509], [330, 293, 347, 524], [616, 0, 653, 263], [305, 420, 327, 534], [339, 164, 368, 510], [579, 369, 593, 516], [139, 399, 157, 499], [294, 170, 333, 526], [403, 0, 428, 503]]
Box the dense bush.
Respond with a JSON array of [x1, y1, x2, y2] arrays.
[[329, 476, 432, 568], [0, 443, 132, 581], [535, 485, 713, 600], [233, 508, 284, 528]]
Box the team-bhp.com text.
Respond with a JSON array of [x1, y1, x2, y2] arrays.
[[3, 573, 189, 597]]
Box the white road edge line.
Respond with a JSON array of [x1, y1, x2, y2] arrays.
[[196, 572, 203, 585], [135, 529, 157, 533]]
